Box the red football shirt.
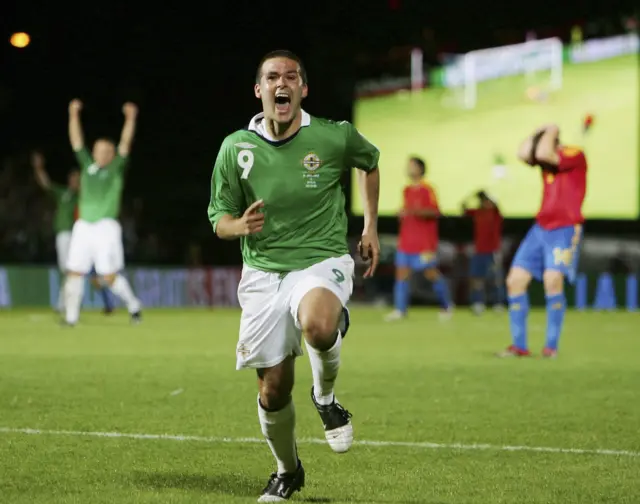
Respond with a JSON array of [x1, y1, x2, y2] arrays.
[[536, 146, 587, 229], [398, 182, 439, 253], [465, 207, 502, 253]]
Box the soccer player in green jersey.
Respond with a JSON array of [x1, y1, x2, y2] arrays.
[[64, 99, 142, 325], [31, 151, 79, 312], [32, 151, 115, 315], [208, 50, 380, 502]]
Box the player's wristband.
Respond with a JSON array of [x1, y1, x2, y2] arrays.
[[530, 130, 545, 165]]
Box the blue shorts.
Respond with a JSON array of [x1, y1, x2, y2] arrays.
[[511, 223, 583, 284], [470, 252, 497, 278], [395, 251, 438, 271]]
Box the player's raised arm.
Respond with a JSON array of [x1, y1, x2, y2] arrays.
[[343, 122, 381, 277], [118, 103, 139, 157], [68, 99, 85, 152], [535, 124, 560, 165], [31, 151, 51, 190], [208, 139, 264, 240]]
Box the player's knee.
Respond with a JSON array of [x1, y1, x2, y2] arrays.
[[424, 268, 440, 282], [298, 288, 341, 350], [395, 267, 410, 281], [543, 270, 564, 295], [506, 268, 530, 295], [300, 315, 339, 350], [67, 271, 83, 277], [257, 365, 293, 411]]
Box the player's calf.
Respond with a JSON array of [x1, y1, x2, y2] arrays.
[[256, 359, 301, 498], [102, 272, 142, 322], [469, 278, 485, 315], [298, 287, 353, 453], [543, 269, 566, 354], [387, 266, 411, 320], [425, 268, 453, 315], [505, 267, 532, 354], [63, 271, 85, 325]]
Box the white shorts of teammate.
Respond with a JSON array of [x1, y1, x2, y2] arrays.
[[236, 254, 354, 370], [66, 218, 124, 275], [55, 231, 72, 272]]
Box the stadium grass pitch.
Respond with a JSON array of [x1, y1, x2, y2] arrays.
[[1, 307, 639, 503]]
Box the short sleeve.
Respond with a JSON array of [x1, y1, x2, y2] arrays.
[[74, 147, 94, 171], [557, 147, 586, 172], [423, 185, 439, 211], [111, 154, 128, 173], [208, 138, 244, 233], [342, 122, 380, 172]]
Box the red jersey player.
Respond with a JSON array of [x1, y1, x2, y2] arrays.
[[385, 156, 452, 321], [500, 124, 587, 358], [461, 190, 504, 314]]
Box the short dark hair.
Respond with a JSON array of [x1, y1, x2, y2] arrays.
[[409, 156, 426, 176], [256, 50, 307, 85]]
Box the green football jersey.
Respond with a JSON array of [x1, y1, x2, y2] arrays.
[[208, 110, 380, 273], [49, 183, 78, 233], [74, 148, 127, 223]]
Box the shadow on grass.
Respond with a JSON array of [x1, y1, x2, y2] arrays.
[[133, 470, 262, 497], [133, 471, 446, 503]]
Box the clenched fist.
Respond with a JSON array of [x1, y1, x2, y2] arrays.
[[122, 102, 138, 118], [69, 99, 83, 114]]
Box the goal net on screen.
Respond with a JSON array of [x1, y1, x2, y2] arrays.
[[427, 38, 564, 109]]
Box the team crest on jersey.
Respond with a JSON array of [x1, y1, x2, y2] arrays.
[[235, 142, 256, 149], [302, 153, 321, 171]]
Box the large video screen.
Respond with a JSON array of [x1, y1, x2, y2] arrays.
[[352, 51, 638, 219]]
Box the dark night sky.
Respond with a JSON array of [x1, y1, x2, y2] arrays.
[[1, 0, 637, 262]]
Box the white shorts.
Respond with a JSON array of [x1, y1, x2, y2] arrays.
[[66, 218, 124, 275], [236, 254, 354, 370], [55, 231, 72, 272]]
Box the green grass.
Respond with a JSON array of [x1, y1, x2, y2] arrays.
[[352, 55, 639, 219], [1, 308, 639, 503]]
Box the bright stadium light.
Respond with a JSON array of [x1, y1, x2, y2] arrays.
[[10, 32, 31, 49]]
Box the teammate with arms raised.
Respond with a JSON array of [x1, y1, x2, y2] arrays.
[[208, 50, 380, 502], [385, 157, 452, 321], [63, 99, 142, 325], [461, 190, 504, 314], [32, 151, 114, 315], [500, 124, 587, 358]]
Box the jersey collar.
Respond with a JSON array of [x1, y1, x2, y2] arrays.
[[248, 109, 311, 142]]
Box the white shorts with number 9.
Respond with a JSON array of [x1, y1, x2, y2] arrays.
[[66, 218, 124, 275], [236, 254, 354, 370]]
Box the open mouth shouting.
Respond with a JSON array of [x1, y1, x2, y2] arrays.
[[274, 90, 291, 116]]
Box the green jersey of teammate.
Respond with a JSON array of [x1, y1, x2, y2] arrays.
[[74, 147, 126, 223], [208, 110, 380, 273], [48, 184, 78, 233]]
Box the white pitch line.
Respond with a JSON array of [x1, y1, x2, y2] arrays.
[[1, 427, 639, 458]]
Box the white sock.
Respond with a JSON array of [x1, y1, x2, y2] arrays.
[[64, 275, 84, 324], [110, 274, 141, 313], [57, 284, 65, 312], [257, 396, 298, 476], [306, 332, 342, 406]]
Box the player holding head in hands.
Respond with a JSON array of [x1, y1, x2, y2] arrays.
[[64, 99, 142, 326], [208, 50, 380, 502], [462, 190, 504, 314], [385, 156, 452, 322], [500, 124, 587, 358]]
